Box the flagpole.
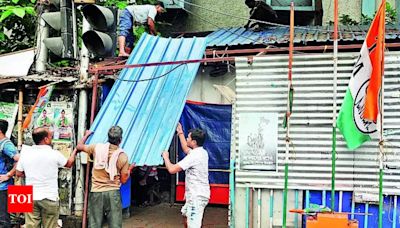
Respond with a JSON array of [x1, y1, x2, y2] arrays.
[[331, 0, 338, 212], [282, 2, 294, 228], [378, 1, 386, 227]]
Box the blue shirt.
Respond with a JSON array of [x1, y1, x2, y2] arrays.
[[0, 138, 17, 190]]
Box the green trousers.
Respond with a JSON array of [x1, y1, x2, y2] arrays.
[[88, 190, 122, 228], [25, 199, 59, 228]]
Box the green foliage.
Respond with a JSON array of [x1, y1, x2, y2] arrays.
[[136, 0, 158, 5], [361, 13, 372, 25], [103, 0, 127, 10], [0, 0, 36, 54], [102, 0, 158, 10], [385, 2, 396, 24], [339, 14, 358, 25], [133, 25, 146, 45], [338, 2, 397, 26], [359, 2, 396, 25], [51, 59, 72, 67]]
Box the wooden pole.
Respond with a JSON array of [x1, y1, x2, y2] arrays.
[[17, 87, 23, 150]]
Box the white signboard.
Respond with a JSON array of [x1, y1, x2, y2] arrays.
[[0, 48, 34, 77], [239, 112, 278, 170]]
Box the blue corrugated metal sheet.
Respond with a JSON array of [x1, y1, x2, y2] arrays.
[[86, 33, 207, 166], [206, 25, 400, 47]]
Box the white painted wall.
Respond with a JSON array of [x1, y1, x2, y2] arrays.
[[187, 64, 235, 104]]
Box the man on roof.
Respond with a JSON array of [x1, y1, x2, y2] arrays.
[[244, 0, 278, 31], [118, 1, 166, 57]]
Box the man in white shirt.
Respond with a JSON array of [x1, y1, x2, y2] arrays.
[[16, 127, 90, 228], [162, 123, 210, 228], [118, 1, 165, 57]]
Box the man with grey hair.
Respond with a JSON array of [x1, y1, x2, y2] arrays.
[[77, 126, 135, 228]]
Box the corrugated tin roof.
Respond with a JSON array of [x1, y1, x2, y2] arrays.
[[86, 33, 208, 166], [0, 74, 77, 85], [206, 25, 400, 47]]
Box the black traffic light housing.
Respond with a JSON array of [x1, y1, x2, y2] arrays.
[[41, 0, 75, 59], [82, 5, 117, 57]]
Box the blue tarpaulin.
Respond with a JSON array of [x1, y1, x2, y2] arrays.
[[178, 102, 232, 184]]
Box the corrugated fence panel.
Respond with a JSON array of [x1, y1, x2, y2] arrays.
[[234, 52, 400, 195]]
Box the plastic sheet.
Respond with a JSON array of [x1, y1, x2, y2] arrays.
[[178, 101, 232, 184]]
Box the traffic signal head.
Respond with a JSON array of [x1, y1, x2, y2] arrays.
[[41, 0, 75, 59], [82, 5, 117, 57]]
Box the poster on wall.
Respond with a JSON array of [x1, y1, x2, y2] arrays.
[[239, 112, 278, 170], [0, 102, 18, 138], [34, 102, 74, 142]]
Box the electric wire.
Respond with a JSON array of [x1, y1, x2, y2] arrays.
[[176, 0, 396, 36], [113, 63, 188, 82]]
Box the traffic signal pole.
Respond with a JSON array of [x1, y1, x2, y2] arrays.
[[71, 0, 78, 59], [35, 9, 49, 73], [75, 16, 90, 218]]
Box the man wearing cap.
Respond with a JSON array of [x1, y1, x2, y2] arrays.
[[118, 1, 165, 57]]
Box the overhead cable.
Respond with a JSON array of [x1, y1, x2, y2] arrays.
[[114, 63, 188, 82], [176, 0, 394, 35]]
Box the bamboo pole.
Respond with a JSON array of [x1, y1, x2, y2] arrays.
[[331, 0, 339, 211], [283, 2, 294, 227], [17, 88, 23, 150]]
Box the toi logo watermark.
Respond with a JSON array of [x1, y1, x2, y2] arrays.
[[8, 186, 33, 213]]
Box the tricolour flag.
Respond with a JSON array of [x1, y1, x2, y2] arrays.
[[337, 1, 385, 150], [22, 85, 54, 129]]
